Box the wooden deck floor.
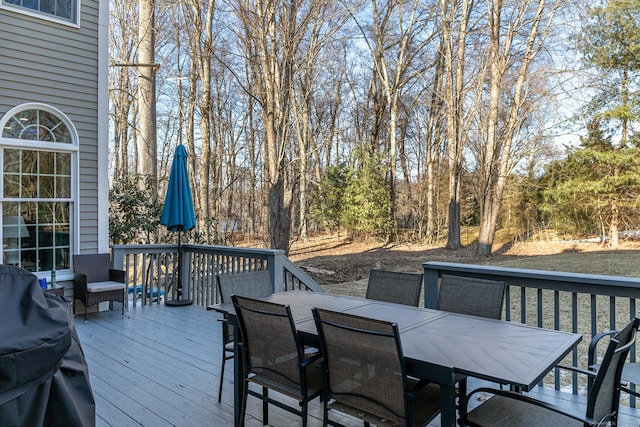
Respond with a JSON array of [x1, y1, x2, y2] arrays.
[[74, 303, 640, 427]]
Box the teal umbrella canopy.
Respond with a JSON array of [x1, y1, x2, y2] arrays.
[[161, 145, 195, 233], [161, 145, 195, 306]]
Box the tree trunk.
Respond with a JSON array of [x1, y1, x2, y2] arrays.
[[137, 0, 157, 191], [610, 197, 620, 248], [442, 0, 472, 250]]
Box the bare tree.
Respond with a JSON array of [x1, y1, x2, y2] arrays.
[[183, 0, 217, 238], [108, 0, 138, 181], [291, 4, 348, 241], [138, 0, 158, 189], [350, 0, 437, 241], [231, 0, 325, 253], [440, 0, 475, 249], [476, 0, 561, 256]]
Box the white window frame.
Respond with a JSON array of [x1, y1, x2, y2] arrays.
[[0, 103, 80, 276], [0, 0, 81, 28]]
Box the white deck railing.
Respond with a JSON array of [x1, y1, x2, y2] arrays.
[[111, 244, 324, 308]]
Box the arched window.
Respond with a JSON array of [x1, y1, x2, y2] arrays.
[[0, 104, 77, 273]]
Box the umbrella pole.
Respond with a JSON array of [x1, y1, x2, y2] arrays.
[[165, 229, 193, 307]]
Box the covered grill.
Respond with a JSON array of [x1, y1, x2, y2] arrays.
[[0, 265, 95, 426]]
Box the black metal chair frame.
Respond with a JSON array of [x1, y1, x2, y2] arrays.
[[233, 295, 322, 427], [461, 317, 640, 427], [589, 325, 640, 400], [313, 307, 441, 427], [215, 270, 273, 402], [365, 269, 424, 307]]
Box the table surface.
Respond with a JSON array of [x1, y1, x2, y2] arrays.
[[210, 291, 581, 389], [209, 291, 582, 426]]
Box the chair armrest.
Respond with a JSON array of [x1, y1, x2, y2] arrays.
[[588, 329, 618, 366], [463, 387, 598, 425], [555, 364, 596, 379], [109, 268, 126, 283]]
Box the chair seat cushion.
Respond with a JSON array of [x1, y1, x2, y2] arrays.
[[87, 281, 126, 293]]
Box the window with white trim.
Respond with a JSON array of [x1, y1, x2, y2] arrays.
[[1, 106, 76, 273], [2, 0, 78, 25]]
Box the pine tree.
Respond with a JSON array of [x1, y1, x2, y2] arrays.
[[578, 0, 640, 146], [543, 120, 640, 246]]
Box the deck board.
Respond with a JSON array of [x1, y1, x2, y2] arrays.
[[75, 303, 640, 427]]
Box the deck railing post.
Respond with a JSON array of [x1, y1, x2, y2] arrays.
[[268, 251, 286, 292], [111, 246, 125, 270], [423, 269, 439, 309], [181, 249, 192, 301]]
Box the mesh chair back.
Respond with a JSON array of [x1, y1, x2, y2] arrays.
[[365, 269, 423, 307], [437, 274, 506, 319], [232, 295, 305, 396], [313, 308, 408, 425], [588, 317, 640, 423], [217, 270, 274, 303]]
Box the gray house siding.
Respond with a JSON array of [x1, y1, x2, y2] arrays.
[[0, 0, 101, 253]]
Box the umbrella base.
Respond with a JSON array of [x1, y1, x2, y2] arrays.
[[165, 299, 193, 307]]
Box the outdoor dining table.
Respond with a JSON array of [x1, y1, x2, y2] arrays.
[[208, 290, 582, 427]]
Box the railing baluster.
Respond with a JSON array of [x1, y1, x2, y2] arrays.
[[554, 290, 560, 390], [521, 286, 527, 324], [632, 298, 637, 406], [572, 292, 578, 394], [537, 288, 543, 328], [505, 285, 511, 321]]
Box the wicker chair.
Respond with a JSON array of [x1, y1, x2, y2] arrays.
[[313, 307, 441, 427], [365, 269, 423, 307], [72, 253, 126, 323], [215, 270, 273, 402], [461, 317, 640, 427], [232, 295, 322, 427]]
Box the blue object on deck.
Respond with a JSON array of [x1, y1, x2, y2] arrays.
[[161, 144, 195, 306], [128, 285, 165, 299]]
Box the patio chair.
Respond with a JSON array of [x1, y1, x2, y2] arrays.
[[72, 253, 126, 323], [436, 274, 506, 319], [215, 270, 274, 402], [436, 274, 506, 405], [313, 307, 441, 427], [232, 295, 323, 427], [461, 317, 640, 427], [588, 324, 640, 399], [365, 269, 423, 307]]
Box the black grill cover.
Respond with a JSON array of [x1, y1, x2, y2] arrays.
[[0, 265, 95, 426]]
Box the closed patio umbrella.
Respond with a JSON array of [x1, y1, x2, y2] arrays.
[[161, 144, 196, 306]]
